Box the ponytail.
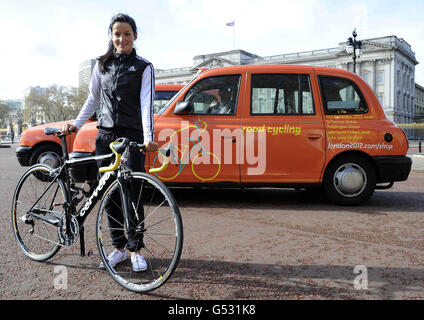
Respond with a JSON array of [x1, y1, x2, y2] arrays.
[[98, 41, 115, 74]]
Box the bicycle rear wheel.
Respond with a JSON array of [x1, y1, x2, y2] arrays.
[[96, 172, 183, 293], [11, 164, 65, 261]]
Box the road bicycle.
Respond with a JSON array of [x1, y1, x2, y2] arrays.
[[152, 120, 221, 182], [11, 127, 183, 293]]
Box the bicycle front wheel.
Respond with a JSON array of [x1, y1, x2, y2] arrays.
[[11, 164, 65, 261], [96, 172, 183, 293]]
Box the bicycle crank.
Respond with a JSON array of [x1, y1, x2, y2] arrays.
[[57, 215, 79, 247]]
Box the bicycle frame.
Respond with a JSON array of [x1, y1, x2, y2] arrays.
[[25, 130, 171, 257], [26, 134, 127, 257], [14, 129, 181, 293]]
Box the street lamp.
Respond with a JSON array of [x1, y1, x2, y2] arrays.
[[346, 29, 362, 73]]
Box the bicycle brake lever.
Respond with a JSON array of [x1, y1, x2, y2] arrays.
[[168, 142, 177, 165]]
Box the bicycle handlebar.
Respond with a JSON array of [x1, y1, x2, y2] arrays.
[[148, 145, 171, 174], [43, 128, 170, 174], [98, 138, 171, 174], [98, 141, 123, 173]]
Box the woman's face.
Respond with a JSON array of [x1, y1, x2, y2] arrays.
[[111, 22, 137, 54]]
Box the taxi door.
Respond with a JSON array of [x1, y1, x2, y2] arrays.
[[240, 67, 326, 184], [152, 69, 246, 184]]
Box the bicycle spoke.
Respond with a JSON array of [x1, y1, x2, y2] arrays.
[[105, 211, 125, 229], [137, 198, 167, 229], [144, 232, 174, 253], [144, 214, 173, 230], [144, 183, 157, 218], [135, 179, 145, 213]]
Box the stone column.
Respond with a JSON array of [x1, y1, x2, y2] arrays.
[[370, 59, 377, 92]]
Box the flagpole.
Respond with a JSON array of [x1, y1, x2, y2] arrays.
[[226, 20, 236, 50], [233, 21, 235, 49]]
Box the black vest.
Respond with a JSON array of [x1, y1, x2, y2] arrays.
[[97, 49, 150, 131]]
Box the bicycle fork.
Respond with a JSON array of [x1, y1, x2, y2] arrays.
[[117, 172, 143, 240]]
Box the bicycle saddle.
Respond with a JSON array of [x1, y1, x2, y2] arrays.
[[44, 127, 61, 136]]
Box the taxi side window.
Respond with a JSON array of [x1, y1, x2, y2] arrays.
[[319, 76, 368, 114], [183, 75, 240, 115], [251, 74, 315, 115]]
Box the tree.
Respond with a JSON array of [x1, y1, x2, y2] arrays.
[[0, 100, 10, 128], [66, 87, 89, 119], [25, 85, 89, 123]]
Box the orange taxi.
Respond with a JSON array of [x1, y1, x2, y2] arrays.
[[72, 65, 411, 205]]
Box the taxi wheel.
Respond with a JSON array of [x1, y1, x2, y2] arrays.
[[323, 155, 376, 206], [29, 144, 63, 181], [29, 144, 62, 169]]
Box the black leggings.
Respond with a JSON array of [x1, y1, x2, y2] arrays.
[[96, 128, 145, 252]]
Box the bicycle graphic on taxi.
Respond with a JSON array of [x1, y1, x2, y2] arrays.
[[151, 120, 221, 182]]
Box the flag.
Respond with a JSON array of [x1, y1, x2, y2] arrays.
[[226, 21, 234, 27]]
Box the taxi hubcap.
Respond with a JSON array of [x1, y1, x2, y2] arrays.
[[38, 152, 61, 168], [333, 163, 367, 197]]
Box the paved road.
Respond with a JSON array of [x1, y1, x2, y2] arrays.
[[1, 145, 423, 300]]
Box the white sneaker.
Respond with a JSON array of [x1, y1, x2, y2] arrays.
[[131, 253, 147, 272], [99, 249, 128, 268]]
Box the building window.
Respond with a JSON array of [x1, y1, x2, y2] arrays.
[[377, 71, 384, 84], [397, 94, 400, 110], [362, 72, 370, 84]]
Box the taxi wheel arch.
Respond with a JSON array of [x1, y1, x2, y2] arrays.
[[29, 143, 63, 169], [323, 152, 377, 206]]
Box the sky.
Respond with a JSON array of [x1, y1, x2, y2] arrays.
[[1, 0, 424, 100]]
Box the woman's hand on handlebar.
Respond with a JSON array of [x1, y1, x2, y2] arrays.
[[61, 123, 77, 135], [143, 141, 158, 154]]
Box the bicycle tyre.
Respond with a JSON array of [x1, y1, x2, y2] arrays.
[[11, 164, 65, 261], [96, 172, 183, 293]]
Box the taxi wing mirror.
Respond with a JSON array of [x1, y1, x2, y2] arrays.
[[174, 101, 193, 115]]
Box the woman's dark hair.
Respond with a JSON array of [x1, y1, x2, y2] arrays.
[[98, 13, 138, 73]]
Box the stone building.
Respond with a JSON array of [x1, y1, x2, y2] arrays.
[[415, 83, 424, 123], [156, 35, 420, 126]]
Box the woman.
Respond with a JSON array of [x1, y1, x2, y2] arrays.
[[63, 13, 157, 272]]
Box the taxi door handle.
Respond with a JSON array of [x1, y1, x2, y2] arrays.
[[306, 134, 322, 140]]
